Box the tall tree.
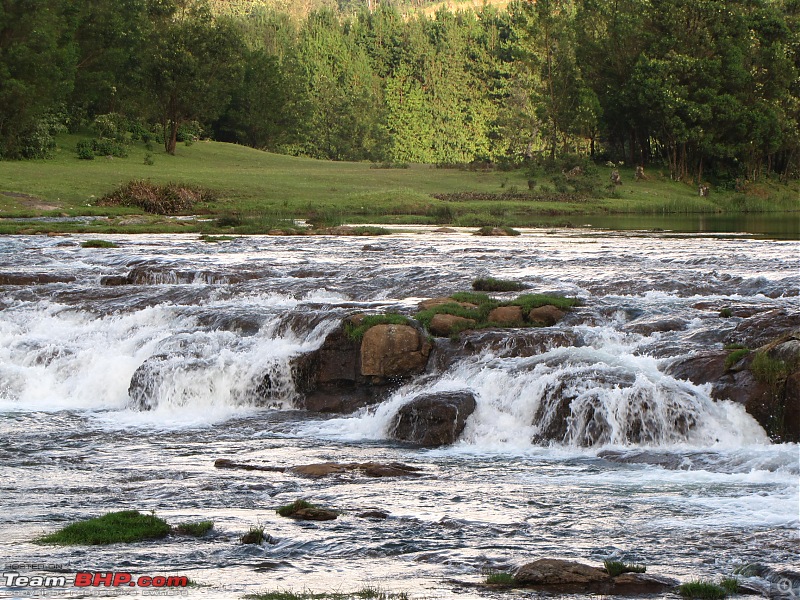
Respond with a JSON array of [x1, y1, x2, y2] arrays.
[[144, 0, 245, 154], [0, 0, 76, 158]]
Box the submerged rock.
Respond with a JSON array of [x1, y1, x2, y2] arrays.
[[290, 462, 423, 478], [390, 390, 476, 447]]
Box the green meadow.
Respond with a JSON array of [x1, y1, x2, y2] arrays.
[[0, 135, 796, 234]]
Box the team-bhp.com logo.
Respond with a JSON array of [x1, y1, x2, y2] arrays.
[[4, 571, 188, 588]]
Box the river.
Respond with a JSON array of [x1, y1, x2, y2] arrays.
[[0, 228, 797, 599]]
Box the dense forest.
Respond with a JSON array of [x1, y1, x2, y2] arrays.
[[1, 0, 798, 184]]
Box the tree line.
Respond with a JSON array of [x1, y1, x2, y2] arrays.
[[1, 0, 798, 184]]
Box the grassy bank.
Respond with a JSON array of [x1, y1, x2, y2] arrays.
[[0, 135, 796, 234]]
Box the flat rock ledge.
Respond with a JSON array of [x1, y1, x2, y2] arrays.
[[214, 458, 422, 478], [512, 559, 678, 595]]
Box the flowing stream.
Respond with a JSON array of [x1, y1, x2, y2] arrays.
[[0, 229, 797, 599]]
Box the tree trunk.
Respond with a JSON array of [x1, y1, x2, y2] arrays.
[[166, 120, 179, 155]]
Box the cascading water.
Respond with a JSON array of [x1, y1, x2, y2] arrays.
[[0, 231, 797, 599]]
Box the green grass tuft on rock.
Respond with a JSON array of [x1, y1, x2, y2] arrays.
[[603, 560, 646, 577], [719, 578, 739, 594], [485, 571, 516, 585], [173, 520, 213, 537], [472, 277, 527, 292], [724, 348, 750, 369], [507, 293, 581, 312], [276, 499, 315, 517], [35, 510, 170, 545], [345, 314, 413, 341], [678, 581, 728, 599], [241, 525, 266, 545], [81, 239, 118, 248]]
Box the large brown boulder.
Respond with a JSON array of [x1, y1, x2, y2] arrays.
[[488, 305, 524, 325], [290, 462, 423, 478], [429, 313, 476, 337], [360, 324, 431, 378], [528, 305, 566, 326], [390, 390, 476, 447], [514, 559, 610, 585]]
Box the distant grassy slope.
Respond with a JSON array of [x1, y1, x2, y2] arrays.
[[0, 135, 796, 234]]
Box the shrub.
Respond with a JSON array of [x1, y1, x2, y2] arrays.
[[603, 560, 646, 577], [97, 180, 216, 214], [678, 580, 727, 599], [76, 139, 95, 160], [92, 113, 127, 141], [216, 213, 243, 228], [173, 521, 213, 537], [92, 138, 128, 158], [143, 153, 154, 166], [472, 278, 527, 292], [350, 226, 391, 236], [35, 510, 170, 545], [719, 308, 733, 318]]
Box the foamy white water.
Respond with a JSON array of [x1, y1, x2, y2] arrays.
[[0, 231, 797, 599]]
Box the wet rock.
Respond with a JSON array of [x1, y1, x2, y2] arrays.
[[214, 459, 285, 473], [528, 305, 566, 326], [429, 313, 476, 337], [0, 273, 76, 286], [432, 227, 457, 233], [100, 275, 130, 286], [626, 317, 687, 335], [611, 573, 678, 594], [294, 321, 432, 413], [290, 507, 338, 521], [488, 305, 523, 325], [357, 510, 390, 519], [514, 559, 610, 585], [390, 390, 476, 447], [726, 310, 800, 348], [290, 462, 422, 478], [429, 329, 579, 371], [360, 324, 431, 378]]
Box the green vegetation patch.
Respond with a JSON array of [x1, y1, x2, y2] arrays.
[[81, 239, 118, 248], [97, 180, 217, 215], [345, 314, 413, 341], [415, 291, 579, 334], [485, 571, 515, 585], [750, 351, 795, 386], [276, 499, 315, 517], [172, 520, 213, 537], [241, 525, 266, 545], [719, 578, 739, 594], [246, 587, 409, 600], [603, 560, 646, 577], [724, 348, 750, 369], [35, 510, 170, 545], [678, 580, 728, 599], [472, 277, 528, 292]]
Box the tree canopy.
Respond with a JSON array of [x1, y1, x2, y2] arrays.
[[0, 0, 797, 184]]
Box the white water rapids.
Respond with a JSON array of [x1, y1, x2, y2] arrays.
[[0, 229, 797, 599]]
